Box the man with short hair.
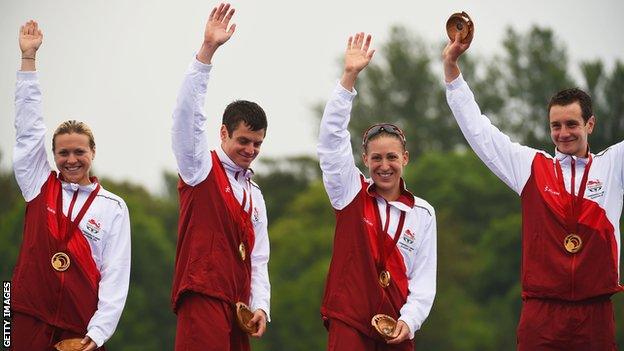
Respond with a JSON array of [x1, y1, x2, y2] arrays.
[[170, 3, 270, 351], [444, 33, 623, 350]]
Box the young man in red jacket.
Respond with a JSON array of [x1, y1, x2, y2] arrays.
[[171, 4, 270, 351], [444, 32, 622, 350]]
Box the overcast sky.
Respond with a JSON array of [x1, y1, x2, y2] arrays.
[[1, 0, 622, 192]]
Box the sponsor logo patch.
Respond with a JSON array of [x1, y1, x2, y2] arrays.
[[544, 185, 560, 196]]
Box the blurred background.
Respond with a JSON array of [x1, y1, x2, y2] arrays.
[[1, 0, 623, 349]]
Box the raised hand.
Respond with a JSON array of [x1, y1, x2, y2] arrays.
[[19, 20, 43, 57], [442, 32, 472, 82], [341, 32, 375, 91], [197, 3, 236, 64]]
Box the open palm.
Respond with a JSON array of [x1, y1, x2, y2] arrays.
[[344, 33, 375, 73], [204, 3, 236, 47], [19, 20, 43, 55]]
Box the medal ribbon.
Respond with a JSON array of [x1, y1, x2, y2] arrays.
[[239, 176, 254, 251], [554, 156, 593, 235], [373, 198, 406, 274], [58, 183, 101, 251]]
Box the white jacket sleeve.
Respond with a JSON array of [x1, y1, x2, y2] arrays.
[[13, 71, 52, 202], [398, 205, 437, 336], [446, 75, 539, 194], [249, 194, 271, 321], [317, 82, 363, 210], [86, 201, 131, 347], [171, 58, 214, 186]]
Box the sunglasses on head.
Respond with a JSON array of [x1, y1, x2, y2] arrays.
[[362, 123, 406, 147]]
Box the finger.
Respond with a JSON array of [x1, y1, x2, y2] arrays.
[[387, 328, 407, 344], [33, 21, 38, 33], [215, 3, 225, 20], [356, 32, 364, 48], [347, 36, 353, 50], [219, 3, 231, 22], [19, 25, 24, 36], [248, 314, 260, 325], [223, 8, 235, 26], [227, 23, 236, 35], [454, 32, 461, 45], [209, 6, 217, 21], [363, 34, 372, 52], [391, 322, 403, 338], [367, 49, 375, 61], [37, 29, 43, 39], [252, 320, 266, 337]]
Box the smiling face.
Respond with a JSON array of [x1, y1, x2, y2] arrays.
[[220, 122, 265, 169], [53, 132, 95, 185], [549, 102, 594, 157], [362, 135, 409, 200]]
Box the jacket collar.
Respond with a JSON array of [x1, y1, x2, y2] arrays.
[[216, 147, 255, 181], [366, 178, 415, 212]]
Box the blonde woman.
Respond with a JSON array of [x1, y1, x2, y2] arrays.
[[11, 20, 130, 350]]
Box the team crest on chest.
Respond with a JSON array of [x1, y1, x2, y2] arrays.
[[399, 228, 416, 252], [82, 218, 102, 241], [586, 179, 605, 199]]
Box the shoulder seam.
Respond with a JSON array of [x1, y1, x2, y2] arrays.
[[414, 204, 432, 216], [594, 147, 611, 157], [96, 194, 123, 209]]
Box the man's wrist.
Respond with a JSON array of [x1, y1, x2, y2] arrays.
[[197, 42, 219, 64], [21, 49, 37, 57]]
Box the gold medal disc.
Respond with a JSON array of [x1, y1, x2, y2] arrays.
[[239, 243, 246, 261], [51, 252, 71, 271], [379, 270, 391, 287], [371, 314, 397, 340], [564, 234, 583, 253], [446, 11, 474, 44]]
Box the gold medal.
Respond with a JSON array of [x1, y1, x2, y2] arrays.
[[379, 270, 391, 287], [239, 243, 246, 261], [371, 314, 397, 340], [51, 252, 70, 271], [564, 234, 582, 253]]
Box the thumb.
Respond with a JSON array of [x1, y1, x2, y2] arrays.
[[81, 336, 91, 344]]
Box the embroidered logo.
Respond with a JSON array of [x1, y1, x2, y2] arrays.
[[586, 179, 605, 199], [363, 218, 374, 227], [82, 218, 102, 242], [46, 206, 56, 214], [225, 186, 231, 193], [399, 228, 416, 252], [86, 218, 101, 234]]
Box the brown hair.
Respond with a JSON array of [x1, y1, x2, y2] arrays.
[[548, 88, 593, 123], [52, 120, 96, 152]]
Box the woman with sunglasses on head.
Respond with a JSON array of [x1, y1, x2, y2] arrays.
[[10, 20, 131, 350], [317, 33, 437, 351]]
